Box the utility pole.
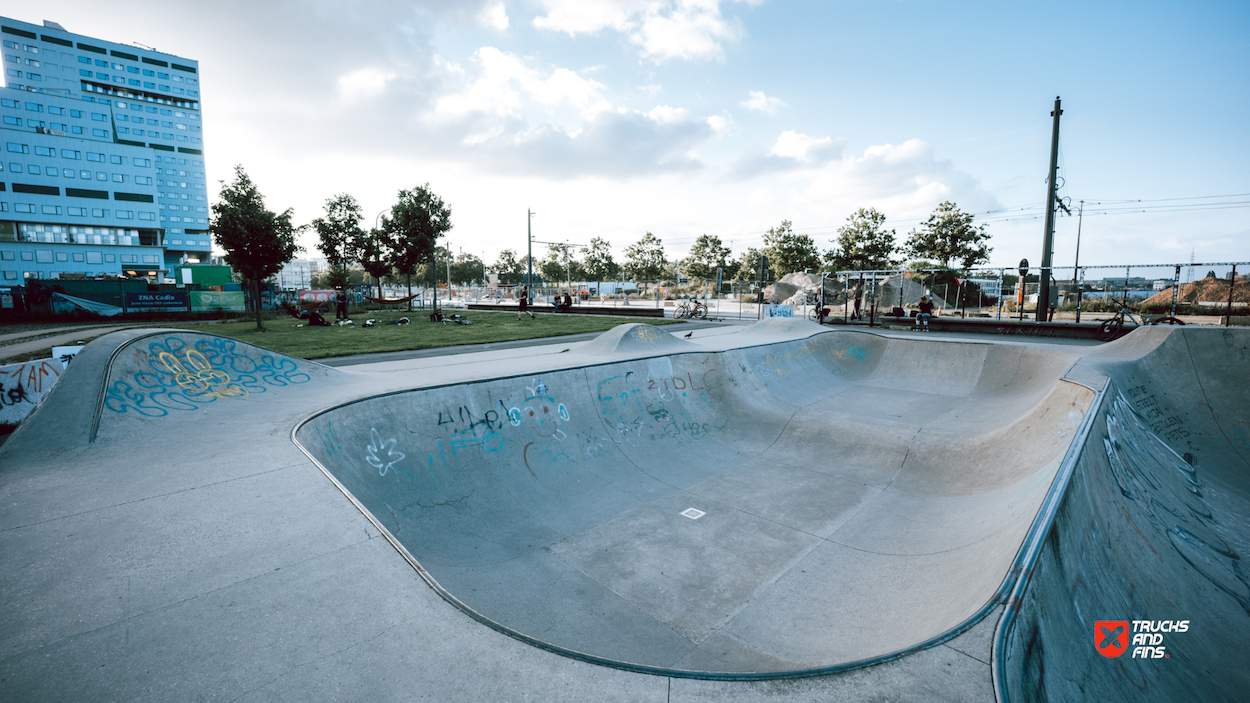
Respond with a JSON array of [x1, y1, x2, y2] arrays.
[[1037, 96, 1062, 322], [1072, 200, 1084, 322], [526, 209, 535, 289]]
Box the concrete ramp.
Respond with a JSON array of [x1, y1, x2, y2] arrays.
[[999, 327, 1250, 701], [295, 329, 1094, 675]]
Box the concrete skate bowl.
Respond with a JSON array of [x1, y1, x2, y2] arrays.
[[295, 328, 1097, 677], [995, 327, 1250, 702]]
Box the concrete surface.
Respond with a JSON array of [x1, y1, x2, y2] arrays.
[[1, 321, 1243, 700]]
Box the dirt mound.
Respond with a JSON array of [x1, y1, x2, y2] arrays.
[[1143, 275, 1249, 306]]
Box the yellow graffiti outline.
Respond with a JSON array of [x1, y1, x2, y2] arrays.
[[157, 349, 249, 400]]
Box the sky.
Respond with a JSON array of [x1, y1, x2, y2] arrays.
[[20, 0, 1250, 272]]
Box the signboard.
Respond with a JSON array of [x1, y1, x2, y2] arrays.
[[191, 290, 246, 312], [764, 304, 794, 318], [51, 345, 83, 370], [123, 291, 190, 312]]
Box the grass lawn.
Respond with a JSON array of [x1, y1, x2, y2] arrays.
[[164, 310, 681, 360]]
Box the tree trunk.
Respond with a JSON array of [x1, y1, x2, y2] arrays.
[[254, 278, 265, 332], [407, 273, 412, 312]]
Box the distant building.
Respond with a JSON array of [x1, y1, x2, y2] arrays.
[[0, 16, 207, 283], [275, 258, 312, 290]]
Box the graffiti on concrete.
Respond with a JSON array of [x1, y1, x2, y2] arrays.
[[104, 336, 312, 417], [0, 360, 61, 426]]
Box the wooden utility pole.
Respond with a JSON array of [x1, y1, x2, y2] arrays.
[[1037, 96, 1062, 322]]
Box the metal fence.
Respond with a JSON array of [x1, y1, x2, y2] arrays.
[[362, 262, 1248, 327]]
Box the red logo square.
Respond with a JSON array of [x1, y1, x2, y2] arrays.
[[1095, 620, 1129, 658]]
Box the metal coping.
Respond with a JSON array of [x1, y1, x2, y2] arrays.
[[288, 328, 1087, 681], [989, 375, 1108, 701]]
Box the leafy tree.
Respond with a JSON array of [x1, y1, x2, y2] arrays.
[[385, 183, 453, 303], [539, 244, 583, 285], [762, 220, 820, 276], [451, 252, 486, 286], [623, 232, 668, 281], [681, 234, 732, 280], [824, 208, 897, 272], [490, 249, 527, 283], [904, 201, 991, 269], [311, 193, 364, 290], [581, 237, 620, 281], [734, 247, 773, 282], [211, 166, 301, 331], [357, 228, 393, 300]]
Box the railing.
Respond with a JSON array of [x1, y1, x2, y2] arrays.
[[362, 263, 1248, 327]]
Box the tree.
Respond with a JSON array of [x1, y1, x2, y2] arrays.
[[762, 220, 820, 276], [385, 183, 453, 304], [539, 244, 583, 285], [623, 232, 668, 281], [904, 201, 992, 270], [490, 249, 527, 283], [734, 247, 772, 282], [357, 229, 392, 300], [211, 166, 301, 331], [451, 252, 486, 285], [825, 208, 897, 272], [311, 193, 364, 290], [580, 237, 619, 282], [681, 234, 732, 280]]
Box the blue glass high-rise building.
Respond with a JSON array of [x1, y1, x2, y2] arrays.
[[0, 16, 209, 282]]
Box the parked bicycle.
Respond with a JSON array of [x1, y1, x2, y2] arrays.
[[672, 300, 708, 319], [1098, 301, 1185, 341]]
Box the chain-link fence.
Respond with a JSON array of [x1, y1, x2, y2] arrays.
[[354, 262, 1249, 327]]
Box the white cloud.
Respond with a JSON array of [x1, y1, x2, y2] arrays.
[[639, 84, 663, 97], [433, 47, 608, 124], [802, 139, 1001, 222], [477, 2, 510, 31], [740, 90, 786, 114], [533, 0, 746, 61], [770, 131, 833, 162], [336, 67, 395, 102]]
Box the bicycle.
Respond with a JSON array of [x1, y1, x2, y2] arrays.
[[1098, 302, 1185, 341], [672, 300, 708, 319], [807, 304, 831, 324]]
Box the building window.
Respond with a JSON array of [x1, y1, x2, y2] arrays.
[[138, 212, 155, 221], [34, 145, 54, 156], [86, 251, 102, 264], [41, 205, 62, 215], [120, 254, 136, 263], [92, 208, 108, 218], [72, 253, 85, 262], [6, 143, 29, 154], [142, 255, 158, 264], [7, 163, 21, 172], [35, 250, 53, 263], [105, 254, 115, 263], [116, 210, 132, 219], [1, 116, 19, 126], [27, 164, 40, 175], [112, 174, 124, 183], [45, 167, 58, 177], [61, 149, 80, 159], [55, 252, 68, 262], [67, 207, 85, 216], [92, 129, 109, 137], [86, 152, 104, 162], [14, 203, 35, 213]]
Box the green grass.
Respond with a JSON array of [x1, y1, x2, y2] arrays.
[[161, 310, 680, 360]]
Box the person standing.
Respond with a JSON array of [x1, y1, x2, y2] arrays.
[[517, 285, 534, 320], [852, 282, 863, 320], [335, 288, 348, 321]]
